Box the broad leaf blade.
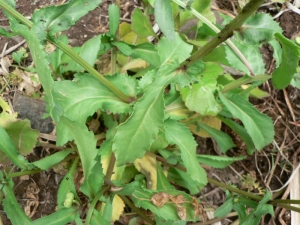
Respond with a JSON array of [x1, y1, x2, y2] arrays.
[[181, 83, 221, 116], [51, 73, 130, 145], [225, 40, 265, 75], [197, 155, 245, 168], [158, 33, 193, 65], [156, 162, 174, 190], [57, 159, 78, 209], [214, 197, 233, 218], [132, 8, 156, 38], [219, 116, 256, 154], [9, 20, 54, 106], [219, 92, 274, 150], [2, 179, 31, 225], [61, 35, 102, 72], [164, 119, 207, 186], [59, 117, 98, 182], [131, 43, 160, 67], [272, 33, 300, 89], [108, 4, 120, 36], [113, 65, 179, 166], [0, 126, 32, 170], [240, 192, 274, 225], [154, 0, 175, 40], [197, 122, 235, 153], [31, 208, 78, 225], [32, 149, 74, 170], [80, 155, 104, 200], [238, 13, 283, 44], [91, 210, 111, 225], [32, 0, 102, 36], [3, 120, 39, 155]]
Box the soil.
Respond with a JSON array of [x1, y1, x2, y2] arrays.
[[0, 1, 300, 225]]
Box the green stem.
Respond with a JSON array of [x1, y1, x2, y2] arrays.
[[111, 47, 117, 74], [222, 74, 271, 93], [0, 1, 131, 103], [49, 38, 130, 103], [118, 194, 155, 225], [0, 1, 33, 28], [177, 0, 264, 75], [270, 199, 300, 204], [105, 153, 116, 180], [173, 0, 246, 68], [85, 185, 110, 225], [7, 169, 42, 178]]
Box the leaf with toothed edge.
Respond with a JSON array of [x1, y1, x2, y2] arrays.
[[113, 65, 178, 166], [164, 119, 207, 186], [51, 73, 131, 145]]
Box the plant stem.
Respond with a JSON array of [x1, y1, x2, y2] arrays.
[[118, 194, 155, 225], [0, 1, 33, 28], [0, 1, 131, 103], [221, 74, 271, 93], [85, 185, 110, 225], [7, 169, 42, 178], [49, 37, 130, 103], [105, 153, 116, 180], [153, 153, 300, 212], [179, 0, 264, 75], [172, 0, 253, 73]]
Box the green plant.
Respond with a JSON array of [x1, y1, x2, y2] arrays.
[[0, 0, 300, 224]]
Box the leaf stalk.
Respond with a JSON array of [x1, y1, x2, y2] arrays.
[[175, 0, 265, 75], [0, 1, 131, 103]]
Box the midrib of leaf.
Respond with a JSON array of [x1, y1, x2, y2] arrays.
[[113, 66, 179, 165], [223, 98, 262, 137], [19, 124, 26, 150], [219, 92, 273, 150], [161, 43, 183, 65]]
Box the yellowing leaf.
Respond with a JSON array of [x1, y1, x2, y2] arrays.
[[183, 115, 221, 138], [101, 151, 124, 181], [120, 59, 148, 73], [0, 97, 17, 126], [134, 155, 157, 190], [111, 195, 125, 222]]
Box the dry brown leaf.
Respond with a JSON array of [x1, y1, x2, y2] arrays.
[[151, 192, 170, 208], [0, 57, 11, 75], [177, 204, 187, 220], [170, 194, 186, 204], [192, 197, 207, 221]]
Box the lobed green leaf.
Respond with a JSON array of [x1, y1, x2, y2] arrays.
[[113, 64, 180, 166], [58, 117, 98, 183], [132, 8, 156, 38], [33, 149, 74, 170], [108, 4, 120, 36], [3, 120, 39, 155], [219, 92, 274, 150], [51, 73, 131, 145], [238, 13, 283, 45], [0, 126, 32, 170], [197, 122, 235, 153], [2, 178, 31, 225], [272, 33, 300, 89], [154, 0, 175, 40], [164, 119, 207, 186], [31, 207, 78, 225], [32, 0, 102, 38], [197, 155, 245, 168]]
